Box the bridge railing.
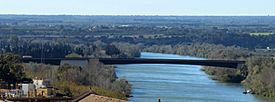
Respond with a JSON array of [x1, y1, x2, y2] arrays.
[[22, 58, 245, 68]]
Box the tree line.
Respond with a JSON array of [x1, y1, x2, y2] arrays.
[[0, 37, 141, 58]]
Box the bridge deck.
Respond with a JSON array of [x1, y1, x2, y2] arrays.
[[22, 58, 245, 68]]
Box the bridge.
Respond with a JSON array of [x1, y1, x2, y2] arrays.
[[22, 58, 245, 68]]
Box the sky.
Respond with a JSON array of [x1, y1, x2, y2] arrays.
[[0, 0, 274, 16]]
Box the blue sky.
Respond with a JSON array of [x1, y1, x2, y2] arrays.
[[0, 0, 274, 16]]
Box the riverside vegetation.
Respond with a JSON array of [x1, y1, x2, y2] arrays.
[[0, 53, 131, 100], [1, 15, 275, 98], [24, 61, 131, 100], [144, 43, 275, 97]]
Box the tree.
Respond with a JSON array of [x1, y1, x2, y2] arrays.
[[0, 53, 26, 88], [105, 45, 120, 56], [57, 64, 87, 84]]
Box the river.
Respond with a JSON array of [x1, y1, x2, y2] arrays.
[[115, 52, 266, 102]]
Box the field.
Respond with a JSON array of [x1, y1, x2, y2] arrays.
[[250, 32, 274, 36]]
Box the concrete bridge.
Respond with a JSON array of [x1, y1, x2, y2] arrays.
[[22, 58, 245, 68]]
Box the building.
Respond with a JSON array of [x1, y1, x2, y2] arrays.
[[0, 82, 9, 89], [36, 87, 56, 97], [27, 79, 55, 97], [0, 89, 23, 99], [33, 79, 51, 89], [5, 90, 127, 102], [0, 78, 33, 99], [20, 83, 35, 96]]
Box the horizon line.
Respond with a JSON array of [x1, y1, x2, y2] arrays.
[[0, 13, 274, 17]]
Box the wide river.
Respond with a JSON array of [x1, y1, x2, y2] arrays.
[[115, 52, 267, 102]]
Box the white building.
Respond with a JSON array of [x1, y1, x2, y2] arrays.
[[21, 84, 35, 95], [33, 79, 50, 89]]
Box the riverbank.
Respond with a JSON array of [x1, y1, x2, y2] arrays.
[[201, 66, 245, 83], [202, 57, 275, 98], [23, 59, 131, 100], [143, 44, 275, 98], [115, 52, 264, 102]]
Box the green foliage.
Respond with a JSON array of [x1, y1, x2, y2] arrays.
[[144, 43, 251, 60], [24, 61, 131, 99], [52, 81, 127, 100], [3, 15, 275, 99], [111, 42, 142, 58], [23, 63, 58, 80], [57, 64, 89, 85], [242, 57, 275, 97], [105, 45, 121, 55], [65, 53, 82, 58], [202, 57, 275, 97], [89, 85, 127, 100], [110, 79, 131, 96], [202, 67, 245, 83], [0, 53, 26, 84]]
